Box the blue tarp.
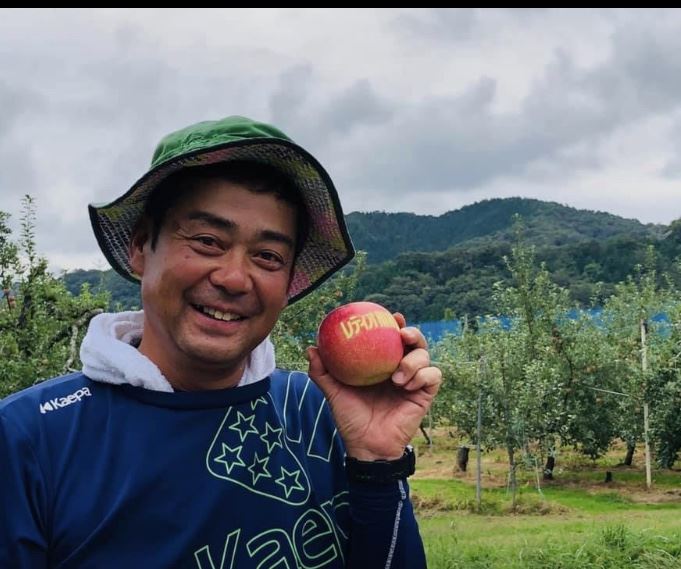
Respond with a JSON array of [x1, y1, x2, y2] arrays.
[[414, 309, 671, 343]]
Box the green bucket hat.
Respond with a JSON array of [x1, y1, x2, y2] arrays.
[[88, 116, 355, 303]]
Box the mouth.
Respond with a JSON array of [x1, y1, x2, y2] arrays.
[[192, 304, 247, 322]]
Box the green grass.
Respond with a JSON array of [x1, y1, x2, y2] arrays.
[[545, 468, 681, 487], [541, 486, 681, 513], [419, 511, 681, 568], [410, 437, 681, 568], [411, 478, 663, 515]]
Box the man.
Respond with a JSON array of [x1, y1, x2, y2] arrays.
[[1, 116, 442, 568]]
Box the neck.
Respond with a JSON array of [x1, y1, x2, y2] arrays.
[[137, 338, 247, 391]]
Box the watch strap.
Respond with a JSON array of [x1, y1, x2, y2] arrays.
[[345, 445, 416, 484]]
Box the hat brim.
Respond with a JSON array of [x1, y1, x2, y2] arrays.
[[89, 138, 355, 304]]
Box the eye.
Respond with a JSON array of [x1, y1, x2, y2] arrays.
[[191, 235, 222, 252], [256, 250, 287, 269]]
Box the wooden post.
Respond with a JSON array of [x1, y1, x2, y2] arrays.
[[640, 319, 652, 491], [476, 358, 484, 512]]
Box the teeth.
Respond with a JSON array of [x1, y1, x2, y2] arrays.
[[220, 313, 242, 322], [199, 305, 242, 321]]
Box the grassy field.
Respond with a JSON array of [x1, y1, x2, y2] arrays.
[[411, 432, 681, 568]]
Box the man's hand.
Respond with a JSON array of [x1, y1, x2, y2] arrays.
[[306, 313, 442, 461]]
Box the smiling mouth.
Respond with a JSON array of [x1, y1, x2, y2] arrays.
[[193, 304, 246, 322]]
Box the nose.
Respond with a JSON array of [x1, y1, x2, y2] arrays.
[[209, 251, 253, 295]]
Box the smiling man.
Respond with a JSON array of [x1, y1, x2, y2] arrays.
[[130, 171, 299, 391], [0, 116, 442, 568]]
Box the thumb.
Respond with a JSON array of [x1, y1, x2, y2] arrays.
[[306, 346, 341, 400]]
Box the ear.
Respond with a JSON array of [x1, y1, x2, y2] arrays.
[[128, 218, 151, 278]]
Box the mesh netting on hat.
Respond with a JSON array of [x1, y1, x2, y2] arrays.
[[90, 141, 354, 303]]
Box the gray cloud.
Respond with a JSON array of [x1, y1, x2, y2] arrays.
[[327, 17, 681, 202], [268, 67, 395, 161], [316, 79, 394, 135], [1, 8, 681, 272], [660, 113, 681, 179], [270, 65, 315, 128], [394, 9, 480, 42]]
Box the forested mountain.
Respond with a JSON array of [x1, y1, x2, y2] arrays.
[[355, 233, 681, 322], [62, 198, 679, 320], [346, 197, 663, 262], [63, 268, 141, 310]]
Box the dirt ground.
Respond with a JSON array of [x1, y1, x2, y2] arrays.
[[411, 428, 681, 504]]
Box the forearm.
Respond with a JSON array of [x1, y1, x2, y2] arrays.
[[345, 479, 426, 569]]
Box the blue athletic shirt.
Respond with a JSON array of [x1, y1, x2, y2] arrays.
[[0, 370, 426, 568]]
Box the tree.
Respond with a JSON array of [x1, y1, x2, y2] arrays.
[[434, 227, 627, 502], [600, 247, 681, 476], [0, 196, 108, 398]]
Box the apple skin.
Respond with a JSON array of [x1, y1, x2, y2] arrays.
[[317, 301, 404, 387]]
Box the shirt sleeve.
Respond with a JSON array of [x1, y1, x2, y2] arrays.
[[345, 478, 427, 569], [0, 413, 49, 568]]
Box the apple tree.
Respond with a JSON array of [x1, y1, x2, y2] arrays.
[[0, 196, 108, 398]]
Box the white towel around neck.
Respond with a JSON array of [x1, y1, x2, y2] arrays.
[[80, 310, 275, 392]]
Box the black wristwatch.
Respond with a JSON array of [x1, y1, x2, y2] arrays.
[[345, 446, 416, 484]]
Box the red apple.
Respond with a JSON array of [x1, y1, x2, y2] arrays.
[[316, 301, 404, 387]]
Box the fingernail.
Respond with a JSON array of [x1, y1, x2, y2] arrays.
[[392, 371, 405, 384]]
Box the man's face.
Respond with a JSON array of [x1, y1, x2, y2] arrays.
[[129, 178, 297, 388]]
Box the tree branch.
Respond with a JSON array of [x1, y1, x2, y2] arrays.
[[62, 308, 104, 374]]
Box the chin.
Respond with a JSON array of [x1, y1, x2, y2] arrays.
[[182, 337, 255, 367]]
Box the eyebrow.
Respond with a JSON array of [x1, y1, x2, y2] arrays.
[[186, 211, 295, 249]]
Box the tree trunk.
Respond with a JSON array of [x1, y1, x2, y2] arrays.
[[456, 446, 470, 472], [605, 471, 613, 483], [419, 425, 432, 446], [507, 446, 517, 512], [623, 442, 635, 466], [543, 455, 555, 480]]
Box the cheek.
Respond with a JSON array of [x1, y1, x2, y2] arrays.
[[258, 275, 290, 313], [142, 258, 192, 311]]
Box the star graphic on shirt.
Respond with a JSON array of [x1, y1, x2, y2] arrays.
[[214, 443, 245, 475], [260, 423, 283, 454], [229, 411, 258, 442], [247, 452, 272, 485], [276, 467, 305, 499], [250, 396, 268, 411]]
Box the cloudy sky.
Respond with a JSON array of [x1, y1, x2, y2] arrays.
[[2, 8, 681, 272]]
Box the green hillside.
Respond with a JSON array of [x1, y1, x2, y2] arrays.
[[62, 198, 679, 319]]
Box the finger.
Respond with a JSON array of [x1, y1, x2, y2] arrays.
[[400, 366, 443, 394], [393, 312, 407, 329], [392, 347, 430, 385], [399, 326, 428, 350], [306, 346, 329, 379], [306, 347, 342, 400]]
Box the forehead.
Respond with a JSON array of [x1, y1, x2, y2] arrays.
[[169, 178, 298, 229]]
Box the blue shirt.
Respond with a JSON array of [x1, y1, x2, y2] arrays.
[[0, 370, 426, 568]]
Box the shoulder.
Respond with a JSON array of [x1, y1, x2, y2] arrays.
[[0, 373, 103, 432], [1, 373, 88, 410]]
